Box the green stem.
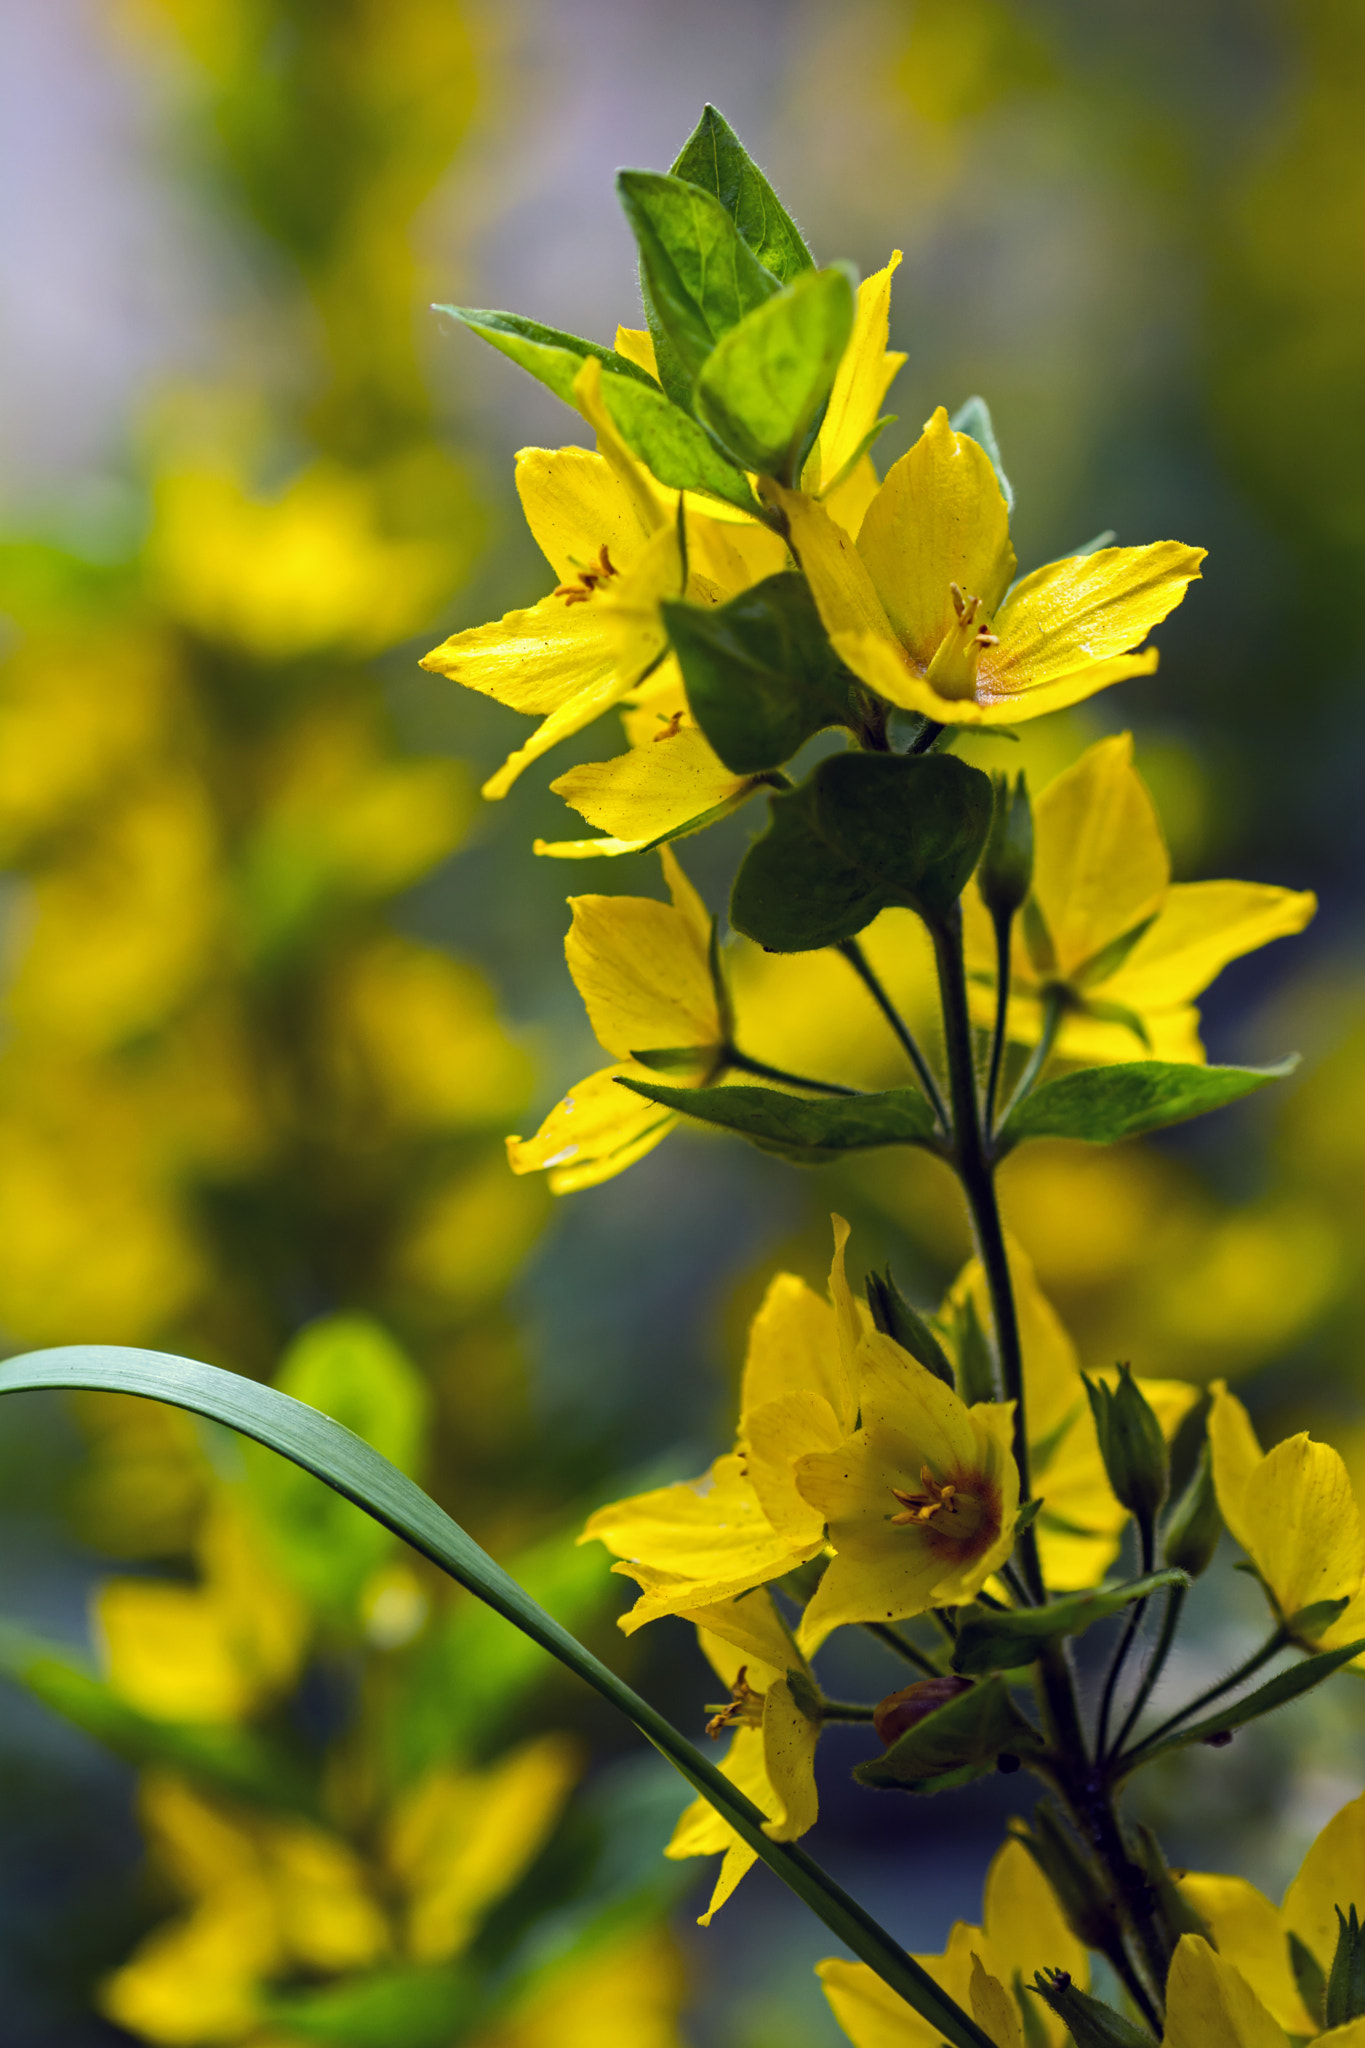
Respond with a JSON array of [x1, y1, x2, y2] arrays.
[[837, 938, 950, 1130], [996, 984, 1065, 1136], [983, 909, 1013, 1136], [907, 716, 946, 754], [1108, 1583, 1186, 1762], [1095, 1521, 1156, 1759], [1118, 1624, 1290, 1769], [726, 1048, 861, 1097], [862, 1622, 943, 1676], [819, 1700, 877, 1722], [930, 906, 1044, 1604]]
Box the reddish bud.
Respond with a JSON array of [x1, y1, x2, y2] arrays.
[[872, 1674, 974, 1747]]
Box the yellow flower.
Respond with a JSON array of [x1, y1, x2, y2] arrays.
[[1208, 1381, 1365, 1655], [422, 361, 785, 801], [475, 1929, 686, 2048], [799, 253, 907, 533], [769, 406, 1204, 727], [505, 845, 725, 1193], [582, 1224, 858, 1622], [820, 1837, 1087, 2048], [1162, 1930, 1365, 2046], [664, 1590, 820, 1923], [965, 735, 1316, 1064]]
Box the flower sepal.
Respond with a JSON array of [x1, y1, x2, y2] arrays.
[[854, 1672, 1042, 1793]]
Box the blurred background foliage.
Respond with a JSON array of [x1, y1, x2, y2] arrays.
[[3, 0, 1365, 2042]]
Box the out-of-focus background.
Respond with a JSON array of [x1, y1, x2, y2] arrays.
[[1, 1, 1364, 2042]]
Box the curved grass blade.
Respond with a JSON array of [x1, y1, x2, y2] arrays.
[[0, 1345, 993, 2048]]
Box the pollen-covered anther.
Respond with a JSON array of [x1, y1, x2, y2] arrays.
[[554, 543, 620, 604], [653, 710, 685, 742], [889, 1464, 968, 1526], [704, 1665, 765, 1738]]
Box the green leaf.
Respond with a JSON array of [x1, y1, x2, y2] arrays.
[[952, 1572, 1189, 1675], [731, 751, 994, 951], [997, 1058, 1298, 1151], [0, 1345, 994, 2048], [664, 572, 853, 774], [694, 265, 856, 480], [855, 1674, 1042, 1791], [617, 170, 781, 386], [0, 1623, 312, 1811], [615, 1079, 939, 1162], [248, 1314, 430, 1613], [950, 395, 1013, 512], [435, 305, 757, 512], [671, 105, 814, 283], [1121, 1638, 1365, 1771], [264, 1964, 476, 2048]]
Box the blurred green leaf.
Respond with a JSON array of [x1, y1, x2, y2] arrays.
[[997, 1059, 1298, 1151], [264, 1963, 476, 2048], [855, 1674, 1041, 1792], [616, 170, 780, 385], [731, 751, 994, 950], [952, 1572, 1189, 1675], [0, 1345, 994, 2048], [614, 1078, 938, 1162], [248, 1314, 430, 1613], [694, 265, 856, 479], [664, 572, 852, 773], [671, 105, 814, 283], [1121, 1637, 1365, 1771]]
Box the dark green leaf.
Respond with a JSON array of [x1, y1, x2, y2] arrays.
[[1122, 1638, 1365, 1770], [952, 1572, 1189, 1675], [0, 1346, 993, 2048], [614, 1079, 938, 1162], [998, 1058, 1298, 1151], [950, 395, 1013, 512], [731, 751, 994, 951], [433, 305, 657, 401], [671, 105, 814, 283], [855, 1673, 1042, 1791], [866, 1269, 955, 1388], [617, 170, 780, 386], [664, 572, 853, 774], [1287, 1594, 1352, 1637], [1030, 1973, 1156, 2048], [694, 265, 856, 479]]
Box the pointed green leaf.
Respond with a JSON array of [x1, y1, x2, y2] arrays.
[[614, 1078, 938, 1162], [672, 105, 814, 283], [664, 572, 853, 774], [433, 305, 658, 400], [952, 1572, 1189, 1675], [617, 170, 781, 386], [855, 1673, 1042, 1791], [950, 395, 1013, 512], [997, 1058, 1298, 1151], [732, 751, 994, 951], [0, 1345, 994, 2048], [1121, 1638, 1365, 1772], [694, 265, 856, 480]]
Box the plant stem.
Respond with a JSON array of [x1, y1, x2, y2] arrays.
[[930, 906, 1044, 1604], [996, 984, 1064, 1134], [1118, 1624, 1290, 1768], [983, 909, 1013, 1136], [1109, 1582, 1186, 1761], [1095, 1522, 1155, 1760], [726, 1049, 861, 1096], [907, 717, 946, 754], [819, 1699, 877, 1722], [838, 938, 950, 1130], [862, 1622, 942, 1676]]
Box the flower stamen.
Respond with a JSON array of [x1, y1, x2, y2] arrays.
[[554, 543, 620, 604], [890, 1464, 969, 1526], [704, 1665, 765, 1737]]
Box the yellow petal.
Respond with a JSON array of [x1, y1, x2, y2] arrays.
[[613, 325, 657, 377], [1208, 1381, 1265, 1556], [982, 1836, 1089, 2000], [583, 1450, 813, 1614], [262, 1820, 388, 1971], [991, 541, 1205, 689], [1163, 1933, 1288, 2048], [544, 724, 755, 856], [966, 647, 1160, 725], [1179, 1873, 1314, 2034], [422, 589, 618, 718], [856, 407, 1015, 666], [821, 453, 881, 538], [1283, 1788, 1365, 1971], [818, 1958, 947, 2048], [564, 878, 718, 1060], [572, 356, 669, 537], [760, 1675, 821, 1841], [805, 252, 906, 496], [1030, 735, 1169, 980], [665, 1721, 771, 1920], [1241, 1432, 1365, 1623], [514, 444, 657, 584], [740, 1264, 851, 1430], [505, 1062, 680, 1193], [765, 483, 904, 651], [101, 1884, 277, 2044], [1106, 880, 1316, 1010], [969, 1955, 1023, 2048], [685, 1589, 800, 1679], [743, 1391, 845, 1541], [945, 1233, 1083, 1447]]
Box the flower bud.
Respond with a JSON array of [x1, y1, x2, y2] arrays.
[[1161, 1442, 1222, 1578], [979, 771, 1033, 919], [1327, 1905, 1365, 2026], [1084, 1365, 1167, 1535], [865, 1268, 954, 1387], [1029, 1971, 1157, 2047], [872, 1674, 973, 1747]]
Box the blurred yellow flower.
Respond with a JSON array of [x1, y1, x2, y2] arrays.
[[477, 1929, 686, 2048], [772, 408, 1203, 727], [965, 733, 1316, 1064]]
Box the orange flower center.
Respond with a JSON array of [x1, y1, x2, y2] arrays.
[[889, 1463, 990, 1547]]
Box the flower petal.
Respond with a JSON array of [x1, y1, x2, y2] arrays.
[[1208, 1382, 1265, 1556], [1178, 1873, 1314, 2034], [743, 1391, 845, 1541], [1241, 1432, 1365, 1622], [1283, 1788, 1365, 1974], [564, 870, 718, 1060], [991, 540, 1205, 689], [422, 591, 618, 719], [765, 485, 903, 650], [1031, 735, 1169, 981], [514, 445, 658, 584], [544, 725, 756, 857], [856, 406, 1015, 667], [1107, 880, 1317, 1010], [739, 1268, 846, 1425], [760, 1676, 821, 1841], [969, 1956, 1022, 2048], [982, 1837, 1089, 2006], [818, 1958, 948, 2048], [683, 1589, 801, 1679], [804, 252, 906, 496], [583, 1451, 809, 1611], [1163, 1934, 1287, 2048], [506, 1063, 680, 1192]]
